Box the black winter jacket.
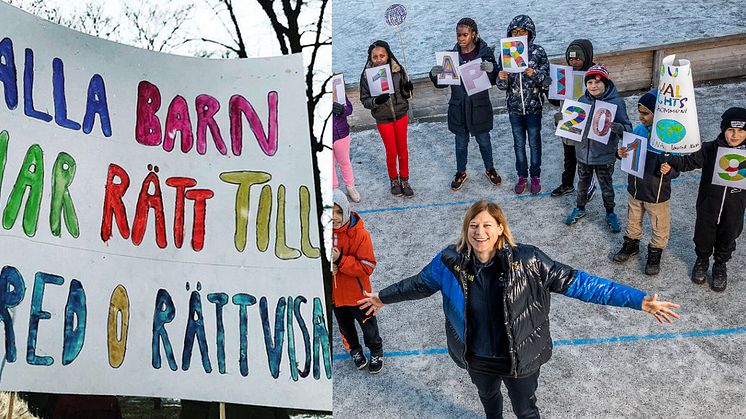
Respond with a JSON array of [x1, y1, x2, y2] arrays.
[[626, 150, 680, 203], [359, 59, 410, 124], [428, 39, 498, 135]]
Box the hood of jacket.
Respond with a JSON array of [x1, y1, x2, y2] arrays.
[[507, 15, 535, 44], [566, 39, 594, 71]]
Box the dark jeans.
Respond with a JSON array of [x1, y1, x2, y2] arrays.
[[509, 113, 542, 178], [333, 305, 383, 354], [561, 142, 577, 187], [455, 130, 494, 173], [577, 162, 615, 212], [468, 368, 541, 419]]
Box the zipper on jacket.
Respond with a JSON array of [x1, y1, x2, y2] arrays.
[[459, 256, 471, 370], [501, 250, 518, 377]]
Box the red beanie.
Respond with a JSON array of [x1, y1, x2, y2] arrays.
[[584, 63, 610, 84]]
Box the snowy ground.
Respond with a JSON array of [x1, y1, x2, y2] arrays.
[[333, 1, 746, 79], [331, 80, 746, 418]]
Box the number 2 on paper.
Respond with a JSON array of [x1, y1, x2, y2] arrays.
[[560, 106, 587, 134]]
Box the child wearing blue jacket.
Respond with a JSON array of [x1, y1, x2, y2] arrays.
[[565, 64, 632, 232], [614, 90, 679, 275]]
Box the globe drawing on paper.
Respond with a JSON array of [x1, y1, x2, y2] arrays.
[[718, 153, 746, 181], [655, 119, 686, 144]]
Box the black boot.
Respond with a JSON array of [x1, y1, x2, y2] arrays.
[[613, 236, 640, 263], [691, 257, 709, 284], [645, 246, 663, 276], [390, 178, 402, 196], [711, 261, 727, 292]]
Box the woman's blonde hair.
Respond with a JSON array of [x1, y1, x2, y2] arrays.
[[456, 201, 516, 255]]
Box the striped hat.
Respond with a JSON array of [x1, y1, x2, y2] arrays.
[[584, 63, 610, 84]]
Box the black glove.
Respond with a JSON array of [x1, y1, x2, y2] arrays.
[[553, 111, 563, 128], [403, 81, 414, 93], [332, 102, 345, 116], [611, 122, 625, 136], [374, 93, 390, 104], [430, 65, 443, 76]]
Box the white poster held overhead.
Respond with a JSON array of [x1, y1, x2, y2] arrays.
[[587, 100, 618, 145], [0, 2, 330, 411], [573, 71, 587, 99], [555, 100, 592, 142], [621, 132, 649, 179], [712, 147, 746, 189], [458, 59, 492, 96], [332, 73, 345, 104], [435, 51, 461, 86], [549, 64, 574, 101], [650, 54, 701, 153], [365, 64, 394, 96], [500, 36, 529, 73]]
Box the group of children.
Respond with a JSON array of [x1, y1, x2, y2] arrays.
[[332, 14, 746, 373]]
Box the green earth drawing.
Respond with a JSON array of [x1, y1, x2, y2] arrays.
[[655, 119, 687, 144]]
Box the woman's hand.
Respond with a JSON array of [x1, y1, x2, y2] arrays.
[[357, 291, 384, 316], [525, 67, 535, 77], [641, 293, 680, 324], [660, 162, 672, 175], [498, 71, 508, 80]]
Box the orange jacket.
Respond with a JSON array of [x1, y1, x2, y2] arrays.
[[332, 212, 376, 307]]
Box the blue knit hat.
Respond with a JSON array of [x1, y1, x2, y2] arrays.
[[638, 89, 657, 113]]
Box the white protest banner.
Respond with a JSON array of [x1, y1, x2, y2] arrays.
[[458, 60, 491, 96], [621, 132, 649, 179], [587, 100, 618, 145], [573, 71, 587, 99], [650, 54, 701, 153], [435, 51, 461, 86], [500, 36, 528, 73], [365, 64, 394, 96], [0, 2, 330, 411], [712, 147, 746, 189], [332, 74, 345, 104], [549, 64, 574, 101], [555, 100, 591, 142]]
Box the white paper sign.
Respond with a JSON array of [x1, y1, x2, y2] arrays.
[[650, 54, 701, 153], [458, 59, 491, 96], [621, 132, 649, 179], [555, 100, 592, 142], [332, 73, 345, 104], [573, 71, 587, 99], [588, 100, 618, 145], [712, 147, 746, 189], [500, 35, 529, 73], [435, 51, 461, 86], [0, 2, 330, 411], [365, 64, 394, 96], [549, 64, 574, 101]]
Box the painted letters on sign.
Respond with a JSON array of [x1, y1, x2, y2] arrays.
[[458, 59, 491, 96], [555, 99, 591, 142], [621, 132, 648, 179], [549, 64, 574, 101], [500, 36, 528, 73], [435, 51, 461, 86], [650, 54, 701, 153], [587, 100, 618, 145], [364, 64, 394, 96], [332, 74, 345, 104], [712, 147, 746, 189]]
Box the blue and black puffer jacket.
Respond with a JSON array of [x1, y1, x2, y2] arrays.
[[495, 15, 550, 115], [378, 244, 646, 377]]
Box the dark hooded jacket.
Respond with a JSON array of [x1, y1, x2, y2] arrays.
[[428, 39, 498, 135], [575, 80, 633, 165], [565, 39, 594, 71], [359, 40, 411, 124], [378, 244, 645, 377], [496, 15, 550, 115]]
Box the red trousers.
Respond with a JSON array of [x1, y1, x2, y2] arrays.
[[376, 114, 409, 179]]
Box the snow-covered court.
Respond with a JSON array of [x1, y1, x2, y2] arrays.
[[332, 81, 746, 418]]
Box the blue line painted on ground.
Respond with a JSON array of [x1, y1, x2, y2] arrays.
[[332, 326, 746, 361], [357, 176, 697, 214]]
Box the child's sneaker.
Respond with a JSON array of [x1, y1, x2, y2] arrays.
[[530, 176, 541, 194], [485, 168, 502, 186], [400, 178, 414, 197], [346, 185, 361, 203], [390, 178, 403, 196], [565, 208, 586, 225], [451, 172, 468, 190], [514, 176, 528, 194], [691, 257, 709, 284], [351, 349, 368, 370], [711, 261, 727, 292], [550, 184, 574, 197], [606, 213, 621, 233], [368, 352, 384, 374]]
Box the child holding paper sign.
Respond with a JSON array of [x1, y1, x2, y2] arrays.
[[614, 90, 679, 275], [333, 96, 361, 202], [497, 15, 549, 195], [360, 40, 415, 197], [565, 64, 632, 232], [429, 18, 501, 190], [661, 107, 746, 292]]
